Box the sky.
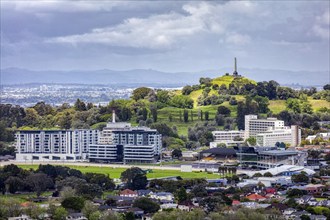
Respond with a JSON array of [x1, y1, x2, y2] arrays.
[[1, 0, 329, 73]]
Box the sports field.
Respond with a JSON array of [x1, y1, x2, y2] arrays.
[[18, 164, 221, 179]]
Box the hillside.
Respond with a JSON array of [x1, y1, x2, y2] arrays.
[[165, 74, 329, 136]]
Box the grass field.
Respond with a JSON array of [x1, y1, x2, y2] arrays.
[[18, 165, 221, 179], [269, 100, 286, 114], [211, 75, 235, 87], [308, 99, 330, 111]]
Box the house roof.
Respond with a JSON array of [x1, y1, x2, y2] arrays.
[[232, 200, 241, 205], [246, 194, 266, 201], [120, 189, 138, 195]]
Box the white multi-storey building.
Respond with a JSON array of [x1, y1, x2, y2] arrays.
[[89, 126, 162, 163], [15, 112, 162, 163], [210, 130, 245, 147], [256, 125, 301, 147], [244, 115, 285, 139], [16, 129, 99, 161]]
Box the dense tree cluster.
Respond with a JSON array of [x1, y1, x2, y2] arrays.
[[188, 122, 216, 146], [0, 164, 115, 199]]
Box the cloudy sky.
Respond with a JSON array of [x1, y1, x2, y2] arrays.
[[1, 0, 329, 72]]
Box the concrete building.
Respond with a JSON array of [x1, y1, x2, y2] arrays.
[[256, 125, 301, 147], [16, 129, 99, 161], [89, 112, 162, 163], [210, 130, 245, 147], [16, 111, 162, 163], [244, 115, 285, 139]]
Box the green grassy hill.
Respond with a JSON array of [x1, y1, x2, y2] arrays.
[[154, 74, 328, 136]]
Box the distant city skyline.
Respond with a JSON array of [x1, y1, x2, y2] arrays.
[[1, 1, 329, 73]]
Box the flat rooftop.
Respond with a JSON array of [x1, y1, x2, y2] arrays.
[[258, 150, 298, 156]]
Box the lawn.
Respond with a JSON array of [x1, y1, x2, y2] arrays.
[[18, 165, 221, 179], [308, 99, 330, 111], [269, 100, 286, 114], [211, 75, 235, 87]]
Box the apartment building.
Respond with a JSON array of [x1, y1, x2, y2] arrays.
[[15, 129, 99, 161], [15, 112, 162, 163], [89, 126, 162, 163]]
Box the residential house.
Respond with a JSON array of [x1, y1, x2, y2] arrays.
[[296, 195, 316, 205], [119, 189, 138, 197], [137, 189, 152, 197], [310, 215, 327, 220], [246, 193, 267, 202], [66, 213, 87, 220], [150, 192, 174, 203], [305, 184, 326, 194]]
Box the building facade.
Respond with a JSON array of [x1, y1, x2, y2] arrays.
[[15, 112, 162, 163], [256, 125, 301, 147], [210, 130, 245, 147], [16, 129, 99, 161], [244, 115, 285, 139], [89, 126, 162, 163]]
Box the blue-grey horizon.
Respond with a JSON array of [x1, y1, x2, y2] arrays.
[[1, 1, 329, 73]]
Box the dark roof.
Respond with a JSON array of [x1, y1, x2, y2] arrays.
[[200, 147, 236, 156]]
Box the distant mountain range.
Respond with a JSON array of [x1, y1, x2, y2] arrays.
[[1, 67, 329, 86]]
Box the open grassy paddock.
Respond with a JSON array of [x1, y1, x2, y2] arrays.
[[17, 164, 221, 179]]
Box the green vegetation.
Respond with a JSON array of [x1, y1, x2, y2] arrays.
[[1, 73, 329, 154], [18, 164, 221, 179]]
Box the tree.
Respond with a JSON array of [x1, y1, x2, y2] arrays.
[[245, 137, 256, 146], [217, 106, 231, 117], [263, 172, 273, 177], [85, 173, 115, 191], [252, 173, 263, 178], [58, 111, 72, 129], [191, 184, 208, 197], [157, 90, 171, 104], [61, 196, 85, 212], [182, 85, 193, 95], [25, 173, 54, 196], [124, 212, 135, 220], [176, 187, 188, 203], [253, 96, 269, 113], [287, 188, 305, 197], [82, 201, 98, 220], [286, 98, 301, 113], [33, 101, 54, 116], [172, 149, 182, 159], [74, 99, 87, 111], [5, 176, 25, 194], [183, 109, 189, 122], [323, 84, 330, 90], [150, 107, 158, 122], [132, 87, 152, 101], [237, 101, 246, 130], [292, 172, 309, 183], [120, 167, 147, 190], [205, 111, 209, 121], [300, 215, 311, 220], [301, 102, 313, 114], [53, 207, 68, 220], [215, 114, 225, 126], [24, 108, 40, 127], [150, 123, 178, 137], [133, 197, 160, 214], [171, 95, 194, 109]]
